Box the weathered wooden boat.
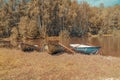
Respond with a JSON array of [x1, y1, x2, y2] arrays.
[[70, 44, 101, 54], [19, 42, 41, 52]]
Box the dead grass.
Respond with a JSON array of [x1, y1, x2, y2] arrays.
[[0, 48, 120, 80]]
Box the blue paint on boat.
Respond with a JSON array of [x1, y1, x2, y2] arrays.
[[75, 46, 101, 54], [70, 44, 101, 55]]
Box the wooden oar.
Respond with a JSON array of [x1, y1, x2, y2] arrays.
[[58, 42, 75, 54]]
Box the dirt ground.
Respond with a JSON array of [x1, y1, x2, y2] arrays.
[[0, 48, 120, 80]]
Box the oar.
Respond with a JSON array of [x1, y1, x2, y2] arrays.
[[58, 42, 75, 54]]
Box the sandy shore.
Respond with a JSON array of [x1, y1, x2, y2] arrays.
[[0, 48, 120, 80]]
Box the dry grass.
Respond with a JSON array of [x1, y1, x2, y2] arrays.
[[0, 48, 120, 80]]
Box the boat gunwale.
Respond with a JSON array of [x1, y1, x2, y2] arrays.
[[70, 44, 101, 48]]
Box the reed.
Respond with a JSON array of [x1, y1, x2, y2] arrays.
[[59, 30, 70, 47]]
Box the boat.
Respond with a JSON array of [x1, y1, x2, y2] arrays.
[[70, 44, 101, 54], [19, 42, 41, 52]]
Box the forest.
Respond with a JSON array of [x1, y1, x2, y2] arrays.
[[0, 0, 120, 41]]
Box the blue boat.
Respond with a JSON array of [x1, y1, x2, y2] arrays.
[[70, 44, 101, 55]]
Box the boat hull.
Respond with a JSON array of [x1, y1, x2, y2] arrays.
[[70, 44, 101, 54], [74, 47, 101, 54]]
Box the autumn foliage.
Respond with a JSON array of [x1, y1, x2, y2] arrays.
[[0, 0, 120, 40]]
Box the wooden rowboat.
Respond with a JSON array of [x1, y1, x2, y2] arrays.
[[70, 44, 101, 54], [19, 42, 41, 52]]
